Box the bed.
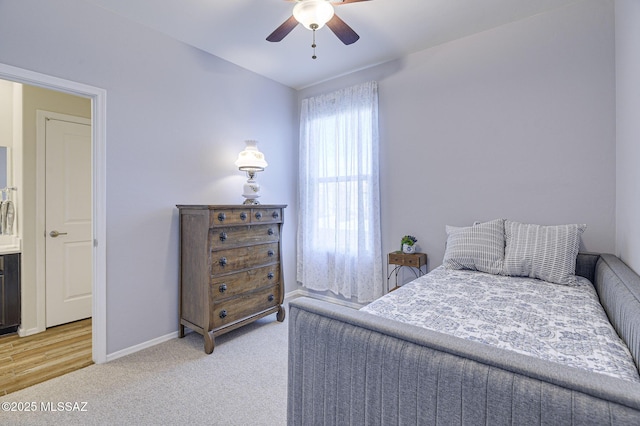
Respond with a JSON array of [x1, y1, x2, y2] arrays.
[[287, 220, 640, 425]]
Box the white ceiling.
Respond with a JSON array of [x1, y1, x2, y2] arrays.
[[85, 0, 579, 89]]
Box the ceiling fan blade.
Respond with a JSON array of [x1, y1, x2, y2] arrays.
[[266, 15, 299, 42], [326, 14, 360, 45], [334, 0, 372, 4]]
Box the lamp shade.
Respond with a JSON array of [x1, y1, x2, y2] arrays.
[[293, 0, 335, 30], [235, 140, 268, 171]]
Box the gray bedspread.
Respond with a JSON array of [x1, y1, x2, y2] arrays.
[[361, 266, 640, 383]]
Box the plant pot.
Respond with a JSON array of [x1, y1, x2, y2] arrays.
[[402, 243, 415, 254]]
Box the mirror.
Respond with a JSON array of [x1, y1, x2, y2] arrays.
[[0, 146, 7, 189], [0, 146, 15, 235]]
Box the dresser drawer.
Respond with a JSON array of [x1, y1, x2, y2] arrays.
[[210, 264, 280, 301], [211, 242, 280, 275], [210, 208, 251, 227], [210, 224, 280, 250], [211, 285, 280, 329], [388, 252, 427, 268], [251, 208, 283, 224]]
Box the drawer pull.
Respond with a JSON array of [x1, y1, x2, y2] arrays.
[[267, 228, 274, 236], [219, 257, 227, 267], [219, 232, 227, 242], [267, 272, 274, 280], [272, 211, 279, 219], [217, 212, 226, 222], [267, 249, 274, 257], [219, 310, 227, 319], [268, 294, 275, 302], [240, 211, 247, 221], [255, 211, 263, 220], [219, 284, 227, 293]]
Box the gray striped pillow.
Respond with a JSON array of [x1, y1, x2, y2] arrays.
[[443, 219, 505, 275], [502, 221, 586, 285]]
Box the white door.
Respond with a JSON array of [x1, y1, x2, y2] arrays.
[[45, 118, 92, 328]]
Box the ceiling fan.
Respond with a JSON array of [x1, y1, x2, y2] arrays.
[[266, 0, 371, 58]]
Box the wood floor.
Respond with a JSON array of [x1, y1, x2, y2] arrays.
[[0, 319, 93, 396]]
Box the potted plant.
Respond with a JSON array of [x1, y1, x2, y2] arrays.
[[401, 235, 417, 254]]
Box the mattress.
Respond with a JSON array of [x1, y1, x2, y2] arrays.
[[361, 266, 640, 383]]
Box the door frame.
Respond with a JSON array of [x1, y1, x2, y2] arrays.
[[0, 63, 107, 364], [38, 111, 92, 328]]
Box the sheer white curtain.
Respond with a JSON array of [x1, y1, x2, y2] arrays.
[[297, 81, 383, 303]]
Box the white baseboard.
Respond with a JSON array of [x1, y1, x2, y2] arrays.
[[105, 331, 179, 362], [101, 291, 357, 362], [18, 326, 45, 337], [18, 324, 178, 364]]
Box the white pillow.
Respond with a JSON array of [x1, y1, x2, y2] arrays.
[[443, 219, 505, 275], [502, 220, 586, 285]]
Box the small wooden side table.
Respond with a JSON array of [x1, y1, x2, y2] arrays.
[[387, 251, 427, 292]]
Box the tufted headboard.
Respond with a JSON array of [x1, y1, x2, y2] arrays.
[[575, 252, 600, 283]]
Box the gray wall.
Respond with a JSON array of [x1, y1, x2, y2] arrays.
[[299, 0, 616, 282], [615, 0, 640, 274], [0, 0, 297, 354]]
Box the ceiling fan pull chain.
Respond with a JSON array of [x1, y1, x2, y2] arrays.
[[311, 23, 318, 59]]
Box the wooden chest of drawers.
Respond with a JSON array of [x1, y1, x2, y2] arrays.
[[177, 205, 286, 353]]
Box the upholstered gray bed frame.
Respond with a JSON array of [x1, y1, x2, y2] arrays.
[[287, 253, 640, 425]]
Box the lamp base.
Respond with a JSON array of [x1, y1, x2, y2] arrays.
[[241, 171, 261, 206]]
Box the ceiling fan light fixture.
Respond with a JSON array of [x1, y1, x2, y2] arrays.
[[293, 0, 335, 30]]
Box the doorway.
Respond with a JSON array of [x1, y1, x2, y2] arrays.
[[0, 63, 107, 364]]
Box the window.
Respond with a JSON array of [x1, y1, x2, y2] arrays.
[[296, 81, 383, 302]]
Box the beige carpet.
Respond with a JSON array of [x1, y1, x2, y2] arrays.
[[0, 314, 288, 425]]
